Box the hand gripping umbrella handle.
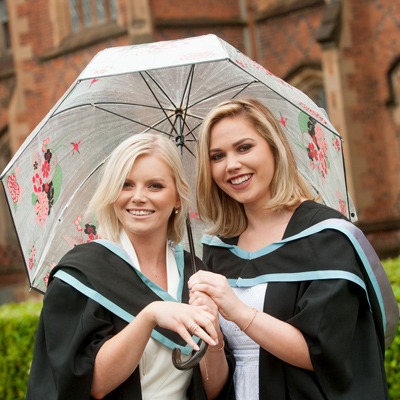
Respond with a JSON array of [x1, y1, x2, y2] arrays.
[[172, 214, 209, 370], [172, 339, 208, 370]]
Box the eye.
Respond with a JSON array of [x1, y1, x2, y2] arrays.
[[149, 183, 164, 190], [238, 144, 252, 152], [123, 181, 133, 188], [210, 153, 224, 162]]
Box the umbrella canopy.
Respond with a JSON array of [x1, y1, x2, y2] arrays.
[[1, 34, 355, 293]]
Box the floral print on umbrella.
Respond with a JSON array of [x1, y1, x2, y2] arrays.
[[6, 167, 23, 212], [63, 215, 100, 248], [31, 138, 63, 227], [297, 111, 339, 186]]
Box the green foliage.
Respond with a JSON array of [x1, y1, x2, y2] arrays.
[[0, 258, 400, 399], [383, 256, 400, 399], [0, 301, 42, 400]]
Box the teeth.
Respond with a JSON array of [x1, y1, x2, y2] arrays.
[[128, 210, 154, 216], [230, 174, 251, 185]]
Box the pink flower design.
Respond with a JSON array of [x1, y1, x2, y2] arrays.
[[42, 138, 49, 153], [318, 151, 327, 174], [338, 199, 346, 216], [332, 137, 341, 152], [44, 272, 50, 287], [189, 208, 200, 221], [74, 216, 83, 231], [42, 160, 50, 178], [32, 173, 42, 193], [35, 192, 49, 226], [29, 256, 34, 271], [315, 124, 328, 158], [30, 246, 36, 258], [7, 174, 20, 203]]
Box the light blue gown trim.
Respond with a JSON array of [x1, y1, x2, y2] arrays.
[[203, 220, 385, 329], [53, 242, 196, 355], [93, 239, 185, 302]]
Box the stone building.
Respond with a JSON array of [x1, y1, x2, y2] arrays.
[[0, 0, 399, 302]]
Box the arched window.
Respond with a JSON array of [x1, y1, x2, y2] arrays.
[[286, 65, 328, 113]]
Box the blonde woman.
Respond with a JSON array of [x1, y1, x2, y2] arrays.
[[189, 98, 392, 399], [27, 133, 233, 400]]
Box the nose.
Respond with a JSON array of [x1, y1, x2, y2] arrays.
[[131, 187, 146, 203], [225, 153, 241, 172]]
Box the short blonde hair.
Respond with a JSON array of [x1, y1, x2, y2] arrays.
[[87, 133, 191, 244], [196, 98, 313, 237]]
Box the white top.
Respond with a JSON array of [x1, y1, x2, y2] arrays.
[[118, 230, 192, 400], [219, 283, 268, 400]]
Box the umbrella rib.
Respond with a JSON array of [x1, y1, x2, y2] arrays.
[[181, 66, 195, 141], [52, 101, 175, 118], [187, 81, 258, 110], [92, 104, 173, 137], [140, 72, 178, 134]]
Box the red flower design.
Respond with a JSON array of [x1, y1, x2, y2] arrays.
[[32, 173, 42, 193], [308, 143, 318, 161], [42, 161, 50, 178], [87, 234, 99, 242], [29, 256, 34, 271], [7, 174, 20, 203]]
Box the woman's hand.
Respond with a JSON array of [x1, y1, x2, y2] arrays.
[[188, 270, 246, 322], [144, 301, 218, 350]]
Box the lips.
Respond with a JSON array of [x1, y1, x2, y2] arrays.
[[128, 210, 154, 216], [229, 174, 252, 185]]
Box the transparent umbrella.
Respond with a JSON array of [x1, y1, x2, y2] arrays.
[[1, 34, 355, 295]]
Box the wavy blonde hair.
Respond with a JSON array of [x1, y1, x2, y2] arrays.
[[196, 98, 313, 237], [87, 133, 191, 244]]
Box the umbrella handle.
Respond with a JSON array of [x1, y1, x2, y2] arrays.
[[172, 339, 208, 370], [172, 214, 209, 370]]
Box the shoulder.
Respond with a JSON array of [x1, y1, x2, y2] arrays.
[[287, 200, 349, 235]]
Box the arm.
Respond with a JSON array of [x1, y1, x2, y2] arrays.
[[188, 271, 313, 371], [189, 290, 231, 399], [91, 300, 218, 399]]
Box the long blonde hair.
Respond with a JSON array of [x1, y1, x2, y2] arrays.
[[196, 98, 313, 237], [87, 133, 191, 244]]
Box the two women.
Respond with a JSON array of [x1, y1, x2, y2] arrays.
[[27, 133, 233, 400], [190, 98, 394, 399]]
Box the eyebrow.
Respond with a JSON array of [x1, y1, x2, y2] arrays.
[[209, 137, 256, 153]]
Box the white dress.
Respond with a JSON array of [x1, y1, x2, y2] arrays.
[[219, 283, 268, 400], [118, 231, 193, 400]]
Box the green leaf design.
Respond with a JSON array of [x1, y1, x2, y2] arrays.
[[32, 193, 38, 205], [298, 111, 310, 135], [52, 164, 63, 205]]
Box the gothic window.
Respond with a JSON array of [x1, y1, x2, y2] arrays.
[[0, 0, 11, 53], [286, 65, 328, 114], [69, 0, 117, 32]]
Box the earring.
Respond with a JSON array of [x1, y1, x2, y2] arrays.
[[175, 204, 180, 214]]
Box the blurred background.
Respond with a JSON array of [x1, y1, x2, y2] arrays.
[[1, 0, 400, 303]]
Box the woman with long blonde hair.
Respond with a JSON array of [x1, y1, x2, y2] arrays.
[[189, 98, 392, 399]]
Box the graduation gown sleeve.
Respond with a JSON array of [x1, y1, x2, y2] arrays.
[[26, 278, 126, 400]]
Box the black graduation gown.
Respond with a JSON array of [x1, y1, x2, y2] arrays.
[[202, 201, 391, 400], [26, 241, 235, 400]]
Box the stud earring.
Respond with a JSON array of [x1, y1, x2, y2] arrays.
[[175, 204, 180, 214]]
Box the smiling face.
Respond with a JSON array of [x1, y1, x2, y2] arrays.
[[113, 153, 180, 243], [209, 115, 275, 211]]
